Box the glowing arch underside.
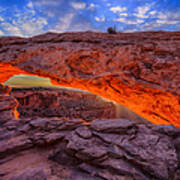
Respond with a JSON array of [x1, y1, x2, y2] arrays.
[[0, 62, 179, 127]]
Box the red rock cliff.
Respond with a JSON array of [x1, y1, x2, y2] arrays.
[[0, 31, 180, 127]]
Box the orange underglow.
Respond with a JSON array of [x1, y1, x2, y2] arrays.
[[0, 63, 34, 82], [0, 62, 180, 128], [13, 98, 19, 119], [13, 109, 19, 119], [3, 84, 20, 119]]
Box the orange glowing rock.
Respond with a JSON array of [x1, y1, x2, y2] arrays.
[[0, 63, 30, 82], [13, 98, 19, 119], [0, 83, 19, 120], [0, 32, 180, 127]]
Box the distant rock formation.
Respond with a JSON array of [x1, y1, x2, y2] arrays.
[[11, 87, 116, 121], [10, 87, 148, 123], [0, 31, 180, 127]]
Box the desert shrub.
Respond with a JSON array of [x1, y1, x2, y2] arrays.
[[107, 26, 117, 34]]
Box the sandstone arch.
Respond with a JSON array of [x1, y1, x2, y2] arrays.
[[0, 31, 180, 127]]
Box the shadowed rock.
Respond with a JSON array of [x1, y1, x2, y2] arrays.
[[0, 117, 179, 180], [10, 87, 116, 121]]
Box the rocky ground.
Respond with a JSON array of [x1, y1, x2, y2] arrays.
[[1, 116, 180, 180], [1, 83, 180, 180]]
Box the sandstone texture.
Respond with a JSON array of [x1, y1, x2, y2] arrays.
[[0, 117, 180, 180], [10, 87, 116, 120], [0, 31, 180, 126]]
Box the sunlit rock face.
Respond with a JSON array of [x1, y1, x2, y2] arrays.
[[0, 32, 180, 127], [0, 83, 18, 123]]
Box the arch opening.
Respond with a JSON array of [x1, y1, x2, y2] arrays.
[[5, 73, 149, 124]]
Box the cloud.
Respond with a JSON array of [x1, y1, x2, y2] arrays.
[[149, 10, 156, 16], [1, 22, 23, 36], [27, 1, 33, 8], [95, 16, 105, 22], [157, 12, 167, 19], [0, 16, 4, 21], [32, 0, 94, 33], [69, 21, 95, 32], [87, 3, 98, 10], [26, 2, 36, 15], [0, 1, 48, 37], [114, 17, 144, 24], [124, 29, 138, 33], [156, 12, 180, 25], [134, 4, 150, 18], [119, 13, 128, 17], [140, 21, 164, 31], [1, 16, 48, 37], [0, 30, 4, 36], [21, 17, 48, 35], [157, 19, 179, 25], [71, 2, 86, 10], [51, 13, 75, 33], [33, 0, 60, 7], [110, 6, 127, 13]]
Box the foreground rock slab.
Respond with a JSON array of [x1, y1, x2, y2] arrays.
[[0, 117, 180, 180]]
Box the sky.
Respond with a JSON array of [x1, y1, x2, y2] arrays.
[[0, 0, 180, 37], [5, 74, 53, 88], [5, 74, 86, 91]]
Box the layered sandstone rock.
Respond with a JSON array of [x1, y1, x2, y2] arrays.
[[0, 117, 180, 180], [10, 87, 116, 121], [0, 31, 180, 127], [0, 83, 18, 123]]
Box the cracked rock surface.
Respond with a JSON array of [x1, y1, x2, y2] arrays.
[[0, 116, 180, 180]]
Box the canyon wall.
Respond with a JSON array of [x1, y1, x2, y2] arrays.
[[0, 31, 180, 127]]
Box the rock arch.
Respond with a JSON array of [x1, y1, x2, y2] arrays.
[[0, 31, 180, 127]]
